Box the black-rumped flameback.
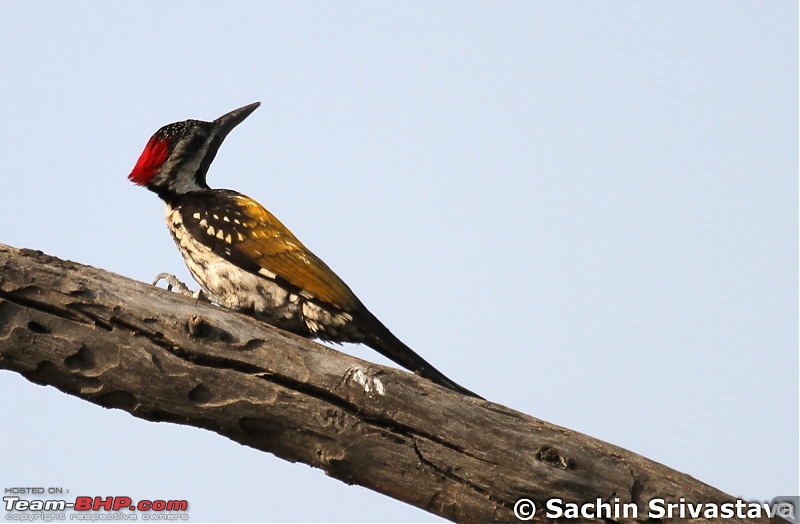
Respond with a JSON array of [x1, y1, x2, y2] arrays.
[[128, 102, 479, 398]]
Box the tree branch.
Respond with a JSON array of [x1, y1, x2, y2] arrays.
[[0, 243, 777, 523]]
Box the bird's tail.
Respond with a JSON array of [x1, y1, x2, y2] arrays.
[[359, 312, 482, 399]]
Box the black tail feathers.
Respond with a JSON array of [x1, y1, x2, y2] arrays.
[[359, 313, 483, 399]]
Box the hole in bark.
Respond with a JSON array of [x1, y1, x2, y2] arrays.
[[27, 321, 51, 334], [187, 316, 237, 343], [187, 316, 212, 338], [150, 353, 164, 372], [535, 445, 576, 470], [93, 318, 113, 331], [95, 390, 137, 410], [240, 339, 265, 351], [68, 285, 94, 298], [188, 384, 213, 403], [64, 345, 96, 371], [25, 360, 77, 388]]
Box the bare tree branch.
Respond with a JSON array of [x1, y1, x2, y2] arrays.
[[0, 243, 778, 523]]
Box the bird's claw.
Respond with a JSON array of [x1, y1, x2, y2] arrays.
[[152, 273, 209, 302]]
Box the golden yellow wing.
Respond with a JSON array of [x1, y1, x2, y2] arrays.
[[179, 190, 362, 312]]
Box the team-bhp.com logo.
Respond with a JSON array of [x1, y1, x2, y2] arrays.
[[4, 495, 189, 520]]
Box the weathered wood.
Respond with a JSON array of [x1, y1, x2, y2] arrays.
[[0, 243, 778, 523]]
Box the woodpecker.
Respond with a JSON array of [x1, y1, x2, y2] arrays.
[[128, 102, 479, 398]]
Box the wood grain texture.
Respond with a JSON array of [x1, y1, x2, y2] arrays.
[[0, 243, 776, 523]]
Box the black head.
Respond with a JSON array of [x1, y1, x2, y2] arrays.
[[128, 102, 260, 199]]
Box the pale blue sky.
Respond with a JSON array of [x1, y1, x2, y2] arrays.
[[1, 2, 797, 522]]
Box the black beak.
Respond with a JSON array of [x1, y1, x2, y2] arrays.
[[214, 102, 261, 139]]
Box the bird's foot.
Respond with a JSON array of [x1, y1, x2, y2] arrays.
[[152, 273, 209, 302]]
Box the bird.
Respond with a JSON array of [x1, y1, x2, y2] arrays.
[[128, 102, 480, 398]]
